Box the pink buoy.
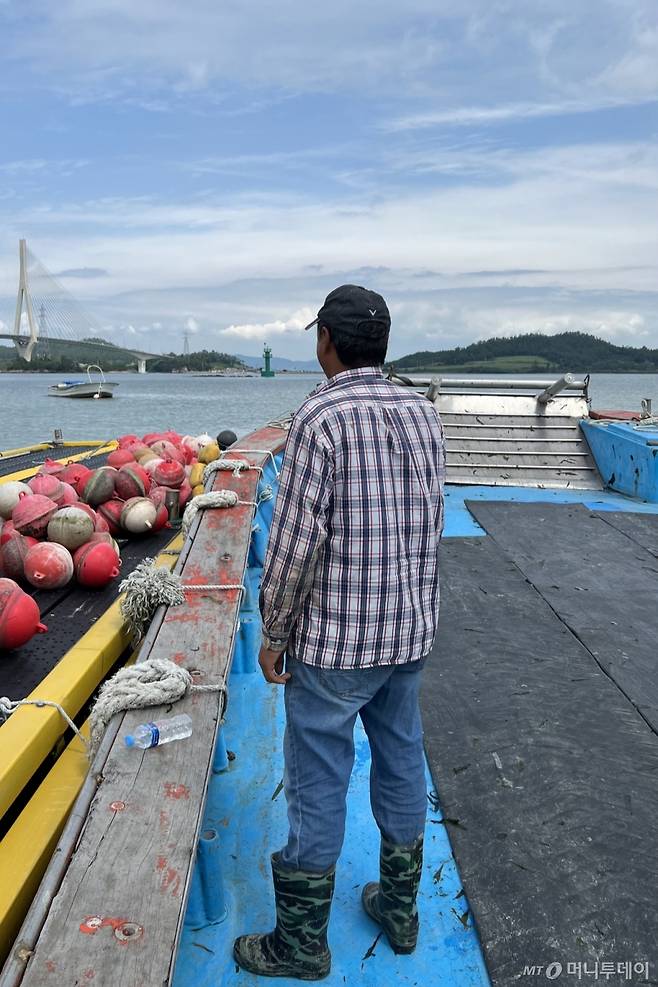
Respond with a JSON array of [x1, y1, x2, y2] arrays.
[[0, 578, 47, 649], [24, 542, 74, 590], [142, 457, 164, 478], [13, 494, 59, 538], [150, 440, 183, 463], [142, 432, 167, 447], [149, 486, 168, 508], [57, 482, 79, 506], [28, 474, 65, 501], [37, 458, 65, 477], [73, 542, 121, 589]]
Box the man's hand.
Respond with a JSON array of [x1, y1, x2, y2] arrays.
[[258, 645, 291, 685]]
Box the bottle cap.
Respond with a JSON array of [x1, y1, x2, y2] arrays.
[[124, 734, 135, 748]]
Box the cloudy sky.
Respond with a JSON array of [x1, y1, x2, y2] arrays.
[[0, 0, 657, 359]]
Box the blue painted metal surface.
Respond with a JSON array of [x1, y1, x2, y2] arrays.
[[174, 453, 490, 986], [444, 481, 658, 538], [581, 420, 658, 502]]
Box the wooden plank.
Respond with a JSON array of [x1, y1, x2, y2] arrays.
[[16, 428, 286, 987]]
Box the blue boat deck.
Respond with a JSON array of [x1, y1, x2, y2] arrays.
[[175, 480, 658, 986]]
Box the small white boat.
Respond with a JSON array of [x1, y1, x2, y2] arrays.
[[48, 365, 118, 399]]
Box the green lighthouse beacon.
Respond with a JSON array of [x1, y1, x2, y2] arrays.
[[261, 343, 275, 378]]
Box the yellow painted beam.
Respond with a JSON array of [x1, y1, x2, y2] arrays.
[[0, 444, 50, 459], [1, 441, 118, 485], [0, 722, 91, 965], [0, 441, 108, 460], [0, 533, 183, 824]]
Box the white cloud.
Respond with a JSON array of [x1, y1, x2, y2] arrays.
[[185, 316, 199, 334], [386, 96, 656, 131], [6, 0, 658, 111], [220, 308, 315, 341]]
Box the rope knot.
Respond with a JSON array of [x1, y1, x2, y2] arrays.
[[119, 560, 186, 641]]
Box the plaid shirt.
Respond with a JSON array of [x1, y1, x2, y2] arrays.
[[260, 366, 445, 668]]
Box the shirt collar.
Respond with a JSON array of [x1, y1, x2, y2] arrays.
[[322, 366, 384, 390]]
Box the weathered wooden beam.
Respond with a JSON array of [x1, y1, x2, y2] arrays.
[[11, 427, 286, 987]]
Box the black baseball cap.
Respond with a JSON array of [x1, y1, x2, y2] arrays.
[[304, 284, 391, 338]]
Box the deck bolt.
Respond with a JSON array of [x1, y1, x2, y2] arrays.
[[114, 922, 143, 942]]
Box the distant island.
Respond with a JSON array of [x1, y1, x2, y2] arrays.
[[0, 338, 246, 374], [390, 331, 658, 374]]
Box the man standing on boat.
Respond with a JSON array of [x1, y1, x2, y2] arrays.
[[234, 284, 445, 980]]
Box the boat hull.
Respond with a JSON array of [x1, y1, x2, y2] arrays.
[[48, 383, 117, 398]]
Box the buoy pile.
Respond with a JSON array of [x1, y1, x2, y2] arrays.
[[0, 430, 223, 650]]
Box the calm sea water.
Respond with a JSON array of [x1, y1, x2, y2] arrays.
[[0, 371, 656, 449]]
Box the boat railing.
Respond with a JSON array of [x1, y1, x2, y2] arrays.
[[1, 429, 288, 987], [388, 371, 601, 490]]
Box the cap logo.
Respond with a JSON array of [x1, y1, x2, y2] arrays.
[[369, 309, 377, 316]]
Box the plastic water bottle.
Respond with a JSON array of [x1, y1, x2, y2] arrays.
[[124, 713, 193, 750]]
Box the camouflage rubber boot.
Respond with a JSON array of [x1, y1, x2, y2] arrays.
[[233, 853, 335, 980], [361, 834, 423, 954]]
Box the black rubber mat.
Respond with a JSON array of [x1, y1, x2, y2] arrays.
[[466, 502, 658, 735], [594, 510, 658, 559], [0, 528, 175, 702], [0, 444, 109, 477], [423, 536, 658, 985]]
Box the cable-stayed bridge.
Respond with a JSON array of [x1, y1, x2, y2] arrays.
[[1, 240, 158, 372]]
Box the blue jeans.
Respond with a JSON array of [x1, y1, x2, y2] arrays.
[[279, 654, 428, 873]]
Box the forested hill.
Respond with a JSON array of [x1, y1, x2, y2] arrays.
[[391, 332, 658, 374]]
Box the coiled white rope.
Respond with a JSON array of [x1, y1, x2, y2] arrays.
[[228, 449, 281, 478], [0, 696, 89, 751], [203, 458, 256, 481], [181, 489, 259, 536], [120, 559, 245, 641], [88, 657, 226, 760]]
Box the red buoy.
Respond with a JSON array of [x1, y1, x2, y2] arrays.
[[59, 463, 92, 491], [0, 521, 17, 546], [152, 502, 170, 532], [0, 578, 47, 649], [178, 479, 192, 508], [96, 499, 125, 535], [24, 543, 74, 590], [82, 467, 117, 506], [107, 448, 135, 469], [115, 463, 151, 499], [13, 494, 59, 538], [117, 434, 139, 449], [153, 459, 185, 489], [73, 542, 121, 589], [1, 533, 39, 581]]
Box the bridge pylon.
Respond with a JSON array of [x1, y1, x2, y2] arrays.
[[13, 239, 38, 362]]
